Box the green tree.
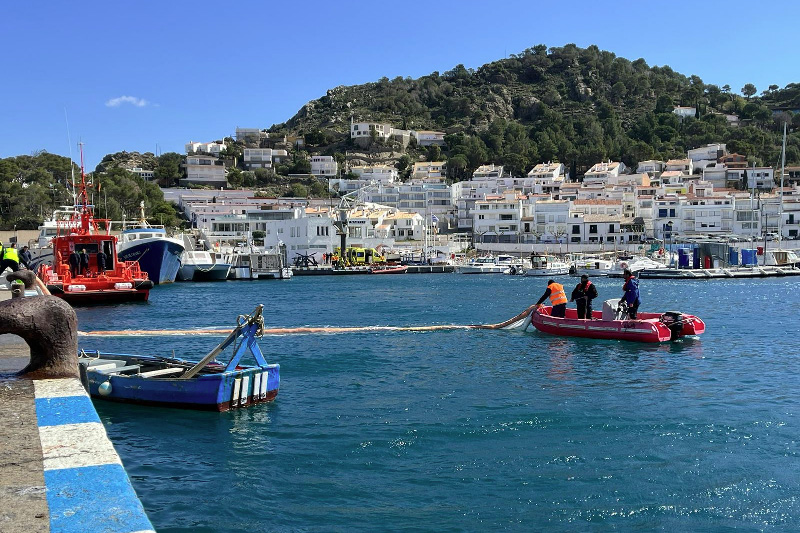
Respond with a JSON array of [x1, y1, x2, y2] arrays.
[[154, 152, 183, 187], [741, 83, 757, 99], [286, 183, 308, 197]]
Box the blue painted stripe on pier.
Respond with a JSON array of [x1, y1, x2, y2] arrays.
[[45, 463, 155, 533], [35, 395, 100, 427]]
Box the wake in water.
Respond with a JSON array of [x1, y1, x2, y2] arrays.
[[78, 306, 536, 337]]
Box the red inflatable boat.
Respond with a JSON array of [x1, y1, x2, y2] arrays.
[[530, 301, 705, 343]]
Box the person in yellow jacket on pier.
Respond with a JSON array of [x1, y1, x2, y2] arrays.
[[0, 242, 20, 274], [535, 279, 568, 318]]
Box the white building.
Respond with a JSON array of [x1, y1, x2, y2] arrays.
[[310, 155, 337, 177], [472, 192, 524, 244], [527, 162, 566, 196], [411, 161, 446, 183], [411, 130, 446, 146], [583, 161, 626, 185], [665, 158, 693, 175], [745, 167, 775, 190], [636, 160, 665, 176], [235, 128, 263, 144], [181, 155, 228, 188], [243, 148, 274, 170], [350, 164, 397, 183], [688, 143, 727, 173], [673, 106, 697, 119], [472, 164, 504, 180], [350, 122, 393, 142], [185, 141, 226, 156], [128, 167, 155, 181]]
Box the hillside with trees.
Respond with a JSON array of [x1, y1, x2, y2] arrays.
[[281, 44, 799, 179], [0, 151, 180, 230]]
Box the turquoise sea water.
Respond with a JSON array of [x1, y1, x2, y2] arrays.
[[77, 274, 800, 532]]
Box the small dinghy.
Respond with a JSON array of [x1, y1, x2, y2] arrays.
[[529, 299, 705, 343], [78, 305, 279, 411]]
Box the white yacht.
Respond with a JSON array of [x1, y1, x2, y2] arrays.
[[228, 247, 293, 280], [457, 255, 523, 274], [177, 250, 232, 281], [608, 256, 669, 277], [524, 254, 570, 276], [569, 257, 615, 276]]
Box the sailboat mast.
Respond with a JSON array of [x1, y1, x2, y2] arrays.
[[779, 122, 786, 248]]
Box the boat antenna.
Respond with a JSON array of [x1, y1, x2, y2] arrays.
[[64, 108, 77, 208]]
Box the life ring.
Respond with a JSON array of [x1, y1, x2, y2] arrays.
[[619, 261, 629, 270]]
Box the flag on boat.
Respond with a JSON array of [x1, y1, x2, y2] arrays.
[[431, 214, 439, 223]]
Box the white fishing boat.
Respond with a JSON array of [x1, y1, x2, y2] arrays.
[[177, 250, 231, 281], [524, 254, 570, 276]]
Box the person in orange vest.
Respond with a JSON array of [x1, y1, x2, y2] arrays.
[[535, 279, 568, 317]]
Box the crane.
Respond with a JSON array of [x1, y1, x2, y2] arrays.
[[332, 181, 382, 266]]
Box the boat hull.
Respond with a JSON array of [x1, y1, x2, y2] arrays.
[[83, 358, 280, 411], [117, 238, 184, 284], [531, 306, 705, 343], [47, 280, 153, 305], [178, 264, 231, 281], [524, 266, 570, 276], [369, 266, 408, 274]]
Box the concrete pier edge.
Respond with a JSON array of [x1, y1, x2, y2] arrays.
[[34, 377, 155, 533]]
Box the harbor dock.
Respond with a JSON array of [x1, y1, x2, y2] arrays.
[[292, 264, 455, 275], [638, 265, 800, 279], [0, 290, 154, 533]]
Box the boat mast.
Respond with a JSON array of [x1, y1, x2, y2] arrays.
[[779, 121, 786, 249], [64, 109, 77, 209]]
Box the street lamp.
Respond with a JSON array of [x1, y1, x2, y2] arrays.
[[666, 221, 674, 267]]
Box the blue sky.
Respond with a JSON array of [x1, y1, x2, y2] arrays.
[[2, 0, 797, 170]]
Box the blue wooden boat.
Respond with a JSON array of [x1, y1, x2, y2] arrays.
[[78, 305, 279, 411]]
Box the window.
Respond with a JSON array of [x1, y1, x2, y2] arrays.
[[658, 209, 668, 217], [572, 225, 580, 234], [669, 209, 676, 217], [609, 224, 615, 233], [589, 225, 598, 234]]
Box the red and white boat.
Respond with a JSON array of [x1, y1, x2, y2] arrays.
[[368, 265, 408, 274], [529, 299, 705, 343], [37, 145, 153, 305]]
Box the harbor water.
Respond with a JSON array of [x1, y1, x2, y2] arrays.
[[77, 275, 800, 531]]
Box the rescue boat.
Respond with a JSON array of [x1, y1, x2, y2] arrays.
[[36, 144, 153, 305], [529, 299, 705, 343]]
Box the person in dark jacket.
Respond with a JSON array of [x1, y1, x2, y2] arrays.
[[69, 250, 80, 277], [19, 246, 32, 269], [620, 269, 641, 319], [79, 249, 90, 275], [96, 251, 107, 272], [571, 274, 598, 319]]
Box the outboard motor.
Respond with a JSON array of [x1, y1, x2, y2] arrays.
[[660, 312, 684, 340]]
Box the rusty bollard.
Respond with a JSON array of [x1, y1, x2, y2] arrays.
[[10, 279, 25, 298], [0, 290, 79, 379]]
